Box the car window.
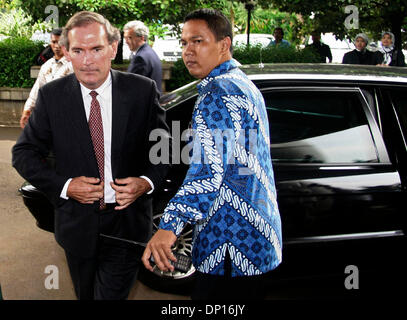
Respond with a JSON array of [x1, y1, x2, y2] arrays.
[[388, 89, 407, 138], [263, 89, 379, 164]]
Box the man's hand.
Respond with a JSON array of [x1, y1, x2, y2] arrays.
[[141, 229, 178, 272], [20, 110, 31, 129], [111, 177, 151, 210], [67, 176, 103, 204]]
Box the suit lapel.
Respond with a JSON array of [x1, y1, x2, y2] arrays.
[[111, 70, 130, 177]]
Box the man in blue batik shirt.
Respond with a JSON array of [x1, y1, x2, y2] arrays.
[[142, 9, 282, 300]]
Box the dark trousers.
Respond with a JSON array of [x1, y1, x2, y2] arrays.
[[191, 252, 269, 300], [65, 206, 142, 300]]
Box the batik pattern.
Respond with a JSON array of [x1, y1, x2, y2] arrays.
[[159, 59, 282, 276]]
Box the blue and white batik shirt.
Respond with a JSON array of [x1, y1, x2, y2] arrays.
[[159, 59, 282, 276]]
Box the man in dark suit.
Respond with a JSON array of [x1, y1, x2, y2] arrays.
[[12, 11, 170, 300], [306, 31, 332, 63], [124, 20, 162, 93]]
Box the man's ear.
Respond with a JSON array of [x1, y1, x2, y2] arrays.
[[62, 46, 71, 62], [110, 41, 118, 60], [221, 36, 232, 54]]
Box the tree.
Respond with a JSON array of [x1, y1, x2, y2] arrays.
[[260, 0, 407, 50], [16, 0, 226, 63], [219, 0, 312, 45], [16, 0, 224, 34], [1, 0, 52, 39]]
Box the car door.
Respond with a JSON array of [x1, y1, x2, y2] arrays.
[[261, 86, 404, 277]]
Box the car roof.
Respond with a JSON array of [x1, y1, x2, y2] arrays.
[[241, 63, 407, 83], [160, 63, 407, 110]]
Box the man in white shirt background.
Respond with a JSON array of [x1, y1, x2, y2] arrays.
[[19, 28, 73, 128]]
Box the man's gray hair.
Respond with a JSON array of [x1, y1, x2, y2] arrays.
[[60, 11, 121, 49], [123, 20, 149, 41]]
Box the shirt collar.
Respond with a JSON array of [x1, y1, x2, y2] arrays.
[[133, 43, 146, 55], [53, 56, 68, 64], [80, 71, 112, 100], [208, 59, 237, 78], [197, 59, 237, 91]]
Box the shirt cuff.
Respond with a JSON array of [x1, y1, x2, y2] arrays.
[[158, 211, 186, 237], [60, 178, 72, 199], [23, 100, 35, 112], [139, 175, 154, 194]]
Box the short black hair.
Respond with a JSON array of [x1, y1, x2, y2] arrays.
[[184, 8, 233, 53], [274, 27, 284, 36], [51, 28, 62, 36]]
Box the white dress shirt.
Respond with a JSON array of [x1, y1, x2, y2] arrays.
[[60, 72, 154, 202], [24, 56, 73, 111]]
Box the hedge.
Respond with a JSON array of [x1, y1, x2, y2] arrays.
[[168, 45, 321, 90], [166, 58, 196, 92], [233, 44, 320, 64], [0, 37, 44, 88]]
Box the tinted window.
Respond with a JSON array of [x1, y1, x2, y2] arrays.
[[263, 90, 379, 164], [389, 89, 407, 137]]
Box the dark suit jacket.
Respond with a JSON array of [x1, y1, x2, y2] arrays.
[[12, 70, 170, 258], [127, 43, 162, 93], [388, 49, 406, 67], [306, 42, 332, 63], [342, 49, 383, 65]]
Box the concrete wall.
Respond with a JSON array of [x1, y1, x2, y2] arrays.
[[0, 63, 173, 127], [0, 87, 30, 127]]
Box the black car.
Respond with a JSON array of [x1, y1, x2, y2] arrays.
[[20, 63, 407, 295]]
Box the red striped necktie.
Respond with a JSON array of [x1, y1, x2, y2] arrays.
[[88, 90, 105, 209]]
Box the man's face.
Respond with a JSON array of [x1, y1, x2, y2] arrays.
[[181, 19, 231, 79], [274, 29, 283, 42], [311, 33, 321, 43], [50, 34, 63, 59], [124, 29, 144, 52], [355, 37, 367, 51], [63, 22, 117, 90]]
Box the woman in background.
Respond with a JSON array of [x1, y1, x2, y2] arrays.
[[378, 31, 406, 67]]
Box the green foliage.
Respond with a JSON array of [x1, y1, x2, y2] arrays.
[[166, 45, 320, 91], [0, 7, 52, 38], [16, 0, 213, 34], [15, 0, 218, 64], [233, 44, 320, 64], [16, 0, 142, 29], [166, 59, 195, 92], [263, 0, 407, 49], [0, 37, 44, 87], [221, 2, 313, 46]]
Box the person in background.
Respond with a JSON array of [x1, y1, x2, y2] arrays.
[[306, 31, 332, 63], [378, 31, 406, 67], [142, 8, 282, 300], [20, 28, 73, 128], [342, 33, 383, 65], [35, 45, 54, 66], [123, 20, 162, 93], [269, 27, 290, 48]]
